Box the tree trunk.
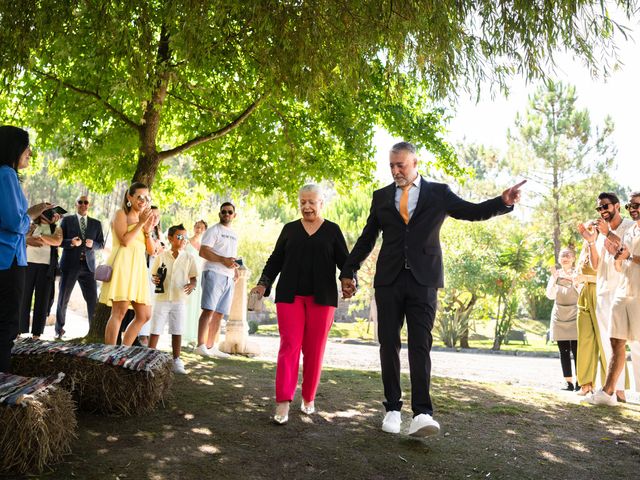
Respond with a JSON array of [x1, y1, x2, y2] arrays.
[[84, 302, 111, 343], [132, 149, 162, 187]]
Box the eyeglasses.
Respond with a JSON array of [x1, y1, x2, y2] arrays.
[[77, 200, 89, 205], [136, 195, 151, 203], [220, 210, 234, 215], [176, 234, 186, 240], [625, 203, 640, 211], [595, 203, 613, 212]]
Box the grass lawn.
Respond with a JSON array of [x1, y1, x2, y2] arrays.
[[31, 352, 640, 480], [257, 318, 558, 354]]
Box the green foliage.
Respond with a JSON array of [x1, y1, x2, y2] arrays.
[[1, 1, 635, 194], [506, 80, 618, 262]]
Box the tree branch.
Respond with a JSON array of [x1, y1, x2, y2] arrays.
[[158, 96, 265, 161], [32, 69, 141, 131]]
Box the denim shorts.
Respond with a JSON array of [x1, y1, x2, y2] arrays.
[[201, 270, 234, 315]]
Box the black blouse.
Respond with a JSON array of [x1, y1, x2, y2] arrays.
[[259, 219, 349, 307]]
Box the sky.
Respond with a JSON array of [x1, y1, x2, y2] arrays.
[[374, 20, 639, 191]]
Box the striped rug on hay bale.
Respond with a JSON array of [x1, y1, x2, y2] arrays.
[[11, 338, 173, 416], [0, 372, 76, 474]]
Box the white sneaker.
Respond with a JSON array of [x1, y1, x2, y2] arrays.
[[586, 389, 618, 406], [408, 414, 440, 437], [381, 411, 402, 434], [208, 347, 231, 359], [195, 344, 213, 357], [172, 358, 187, 374]]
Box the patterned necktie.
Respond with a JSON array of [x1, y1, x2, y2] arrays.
[[80, 216, 87, 239], [399, 184, 412, 224]]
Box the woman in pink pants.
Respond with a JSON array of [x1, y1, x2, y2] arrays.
[[250, 184, 349, 424]]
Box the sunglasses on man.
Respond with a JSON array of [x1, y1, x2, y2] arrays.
[[176, 234, 186, 240], [595, 203, 613, 212], [625, 203, 640, 211], [77, 200, 89, 205], [220, 209, 234, 215]]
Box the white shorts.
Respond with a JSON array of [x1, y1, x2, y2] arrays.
[[610, 296, 640, 341], [150, 302, 186, 336]]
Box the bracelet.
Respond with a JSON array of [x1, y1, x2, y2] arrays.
[[588, 241, 595, 246]]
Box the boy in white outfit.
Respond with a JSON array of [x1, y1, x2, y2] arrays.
[[149, 224, 198, 374]]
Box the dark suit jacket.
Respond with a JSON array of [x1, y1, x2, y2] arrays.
[[59, 215, 105, 273], [340, 179, 513, 288]]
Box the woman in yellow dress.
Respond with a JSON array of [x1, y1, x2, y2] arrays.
[[100, 182, 156, 345]]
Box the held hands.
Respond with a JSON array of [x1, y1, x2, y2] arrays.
[[71, 236, 83, 247], [250, 285, 266, 297], [341, 278, 357, 299], [501, 180, 527, 206], [616, 245, 631, 261]]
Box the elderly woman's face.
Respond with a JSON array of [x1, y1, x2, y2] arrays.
[[559, 251, 575, 267], [299, 191, 323, 221]]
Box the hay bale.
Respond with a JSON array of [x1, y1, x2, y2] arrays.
[[11, 339, 173, 416], [0, 372, 77, 474]]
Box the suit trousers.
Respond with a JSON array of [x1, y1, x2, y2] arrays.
[[375, 269, 438, 416], [0, 258, 25, 372], [56, 263, 97, 335], [20, 262, 53, 336]]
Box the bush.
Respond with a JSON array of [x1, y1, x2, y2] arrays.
[[248, 320, 259, 335]]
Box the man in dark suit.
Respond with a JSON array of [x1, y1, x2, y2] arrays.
[[55, 195, 104, 338], [340, 142, 524, 437]]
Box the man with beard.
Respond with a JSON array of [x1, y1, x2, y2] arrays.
[[340, 141, 525, 436], [578, 192, 632, 402], [587, 193, 640, 404], [196, 202, 239, 359]]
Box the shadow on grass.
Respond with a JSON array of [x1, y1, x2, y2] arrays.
[[30, 352, 640, 480]]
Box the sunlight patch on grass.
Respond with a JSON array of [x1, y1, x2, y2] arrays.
[[106, 435, 118, 442], [566, 441, 589, 453], [232, 383, 245, 388], [192, 427, 212, 436], [183, 413, 195, 420], [198, 444, 221, 455], [197, 378, 214, 386], [540, 451, 563, 463]]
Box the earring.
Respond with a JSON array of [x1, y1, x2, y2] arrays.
[[126, 201, 131, 207]]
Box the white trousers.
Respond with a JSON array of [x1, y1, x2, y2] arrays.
[[629, 341, 640, 392], [596, 291, 626, 390]]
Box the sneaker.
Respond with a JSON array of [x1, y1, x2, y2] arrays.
[[381, 411, 402, 434], [208, 347, 231, 359], [586, 389, 618, 406], [172, 358, 187, 374], [408, 413, 440, 437], [195, 344, 213, 357]]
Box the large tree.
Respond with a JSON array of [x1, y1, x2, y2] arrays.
[[0, 1, 634, 195], [506, 81, 617, 262]]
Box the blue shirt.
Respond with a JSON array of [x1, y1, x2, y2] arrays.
[[0, 165, 30, 269]]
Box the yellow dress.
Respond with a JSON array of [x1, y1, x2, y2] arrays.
[[99, 225, 151, 306]]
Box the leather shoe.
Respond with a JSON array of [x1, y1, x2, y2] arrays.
[[408, 414, 440, 437], [381, 411, 401, 434]]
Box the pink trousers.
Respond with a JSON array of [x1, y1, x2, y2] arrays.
[[275, 296, 335, 403]]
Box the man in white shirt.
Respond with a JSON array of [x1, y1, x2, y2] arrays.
[[579, 192, 633, 404], [196, 202, 239, 358]]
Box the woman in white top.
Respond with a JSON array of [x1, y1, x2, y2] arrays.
[[20, 215, 62, 338], [546, 247, 580, 391]]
